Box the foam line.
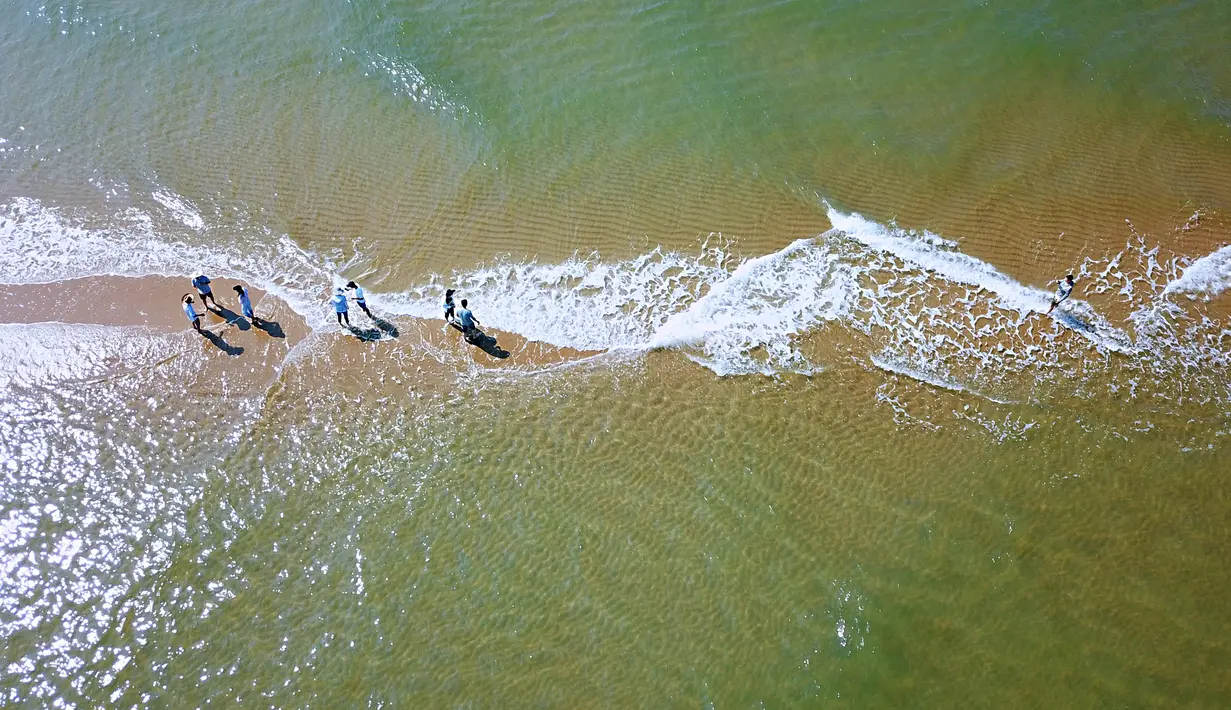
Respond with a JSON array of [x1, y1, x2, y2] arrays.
[[825, 205, 1051, 314], [8, 194, 1230, 403], [870, 356, 1017, 405], [825, 204, 1136, 354], [1162, 244, 1231, 298], [0, 197, 337, 329]]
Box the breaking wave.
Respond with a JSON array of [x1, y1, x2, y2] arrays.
[[1163, 244, 1231, 298], [3, 193, 1230, 406]]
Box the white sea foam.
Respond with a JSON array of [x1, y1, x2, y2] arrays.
[[1162, 244, 1231, 298], [826, 207, 1048, 314], [647, 237, 852, 375], [5, 194, 1231, 408], [347, 48, 474, 118], [0, 197, 336, 328], [371, 206, 1179, 383], [870, 356, 1017, 405], [151, 190, 205, 231]]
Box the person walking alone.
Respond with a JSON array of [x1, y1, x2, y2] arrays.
[[1047, 274, 1076, 315]]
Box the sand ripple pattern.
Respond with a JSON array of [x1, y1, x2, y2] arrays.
[[3, 195, 1230, 411]]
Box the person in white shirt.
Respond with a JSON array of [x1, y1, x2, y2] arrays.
[[443, 288, 456, 322], [346, 281, 373, 319], [1047, 274, 1076, 315]]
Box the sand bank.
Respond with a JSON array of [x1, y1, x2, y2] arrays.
[[0, 275, 608, 401]]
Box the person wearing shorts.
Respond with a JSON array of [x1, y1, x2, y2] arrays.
[[192, 274, 218, 310], [455, 298, 479, 339], [443, 288, 456, 322]]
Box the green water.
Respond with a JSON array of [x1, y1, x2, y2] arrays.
[[3, 0, 1231, 706]]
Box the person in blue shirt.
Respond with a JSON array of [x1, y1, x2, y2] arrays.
[[1047, 274, 1076, 315], [332, 287, 350, 326], [233, 285, 260, 324], [346, 281, 373, 318], [191, 274, 218, 310], [182, 294, 203, 332], [455, 298, 479, 337]]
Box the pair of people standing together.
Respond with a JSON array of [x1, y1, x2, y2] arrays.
[[182, 274, 261, 332], [334, 283, 480, 337], [443, 288, 479, 337], [332, 281, 373, 326]]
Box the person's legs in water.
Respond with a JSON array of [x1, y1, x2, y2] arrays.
[[192, 316, 202, 332], [342, 311, 350, 326], [358, 301, 373, 318], [336, 311, 344, 326]]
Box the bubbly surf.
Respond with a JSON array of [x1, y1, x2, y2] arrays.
[[3, 193, 1230, 407]]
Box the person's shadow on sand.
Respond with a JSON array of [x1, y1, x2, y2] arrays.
[[252, 319, 286, 338], [201, 329, 244, 356], [1052, 310, 1095, 334], [465, 329, 510, 359], [372, 317, 399, 338], [209, 306, 250, 331], [348, 325, 384, 342]]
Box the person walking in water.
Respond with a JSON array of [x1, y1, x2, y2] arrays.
[[346, 281, 373, 319], [443, 288, 456, 323], [234, 285, 260, 325], [182, 294, 203, 332], [456, 298, 479, 338], [192, 274, 218, 310], [332, 287, 351, 327], [1047, 274, 1076, 315]]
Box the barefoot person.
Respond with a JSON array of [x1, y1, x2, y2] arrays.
[[332, 287, 351, 327], [456, 298, 480, 339], [234, 285, 260, 324], [346, 281, 374, 319], [182, 294, 203, 332], [192, 274, 218, 310], [443, 288, 456, 323], [1047, 274, 1076, 315]]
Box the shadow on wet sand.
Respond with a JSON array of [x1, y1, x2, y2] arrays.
[[201, 329, 243, 356], [209, 306, 249, 330], [253, 318, 285, 338], [464, 328, 510, 359], [373, 317, 399, 338]]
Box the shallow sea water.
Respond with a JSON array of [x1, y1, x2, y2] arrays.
[[2, 0, 1231, 706]]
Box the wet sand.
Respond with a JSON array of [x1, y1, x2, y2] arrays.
[[0, 275, 608, 402]]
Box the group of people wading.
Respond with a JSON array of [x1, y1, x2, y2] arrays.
[[180, 269, 1073, 347], [180, 274, 482, 342], [180, 275, 262, 333]]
